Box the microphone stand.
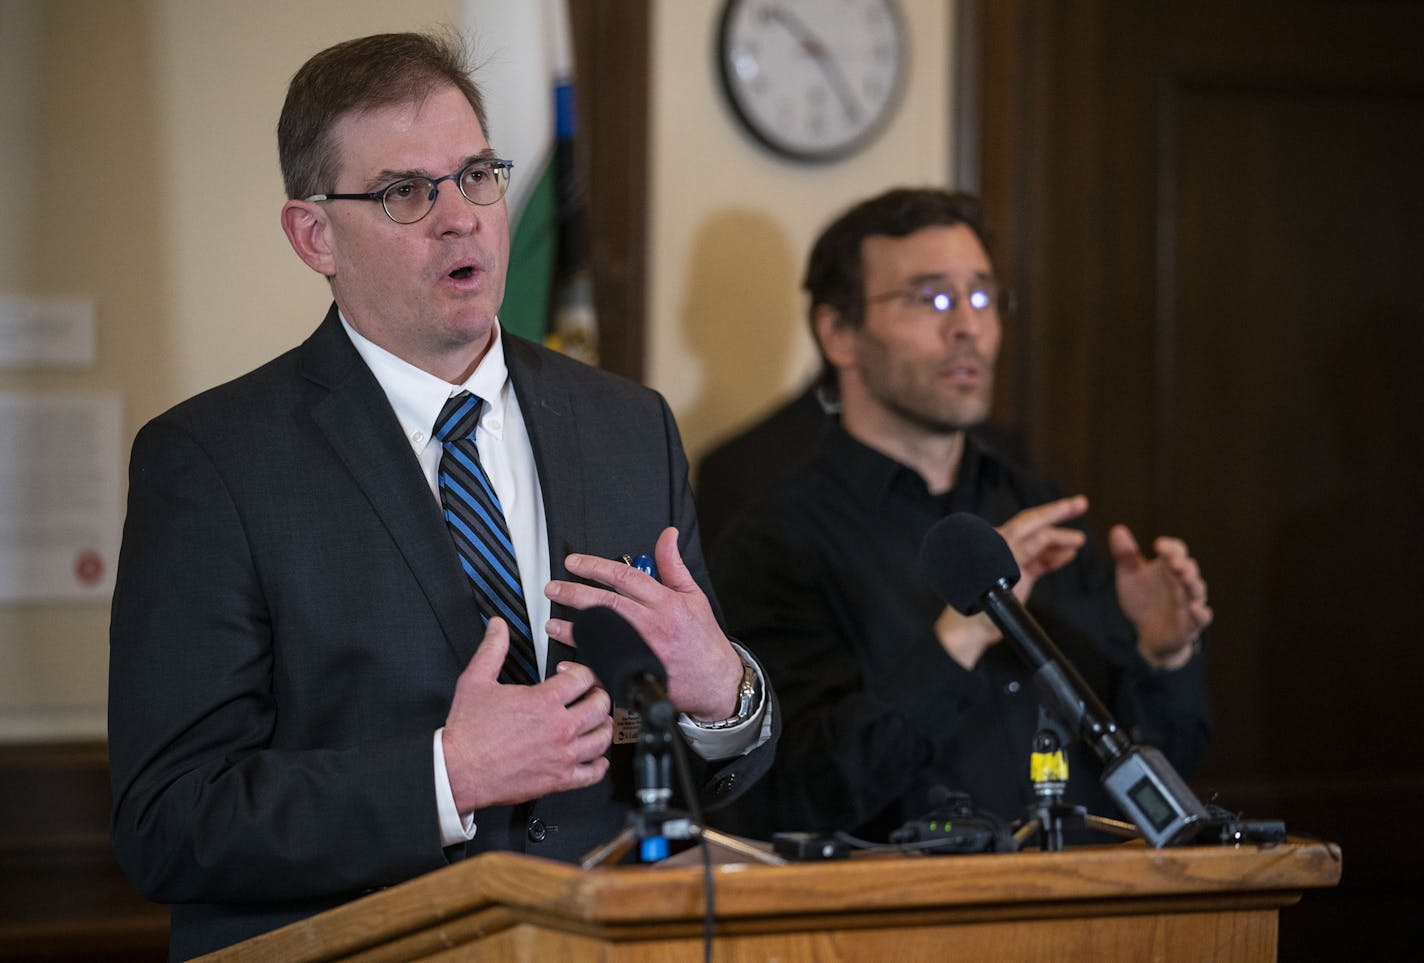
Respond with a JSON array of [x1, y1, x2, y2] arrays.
[[979, 581, 1209, 849], [1011, 708, 1139, 852], [580, 715, 783, 869]]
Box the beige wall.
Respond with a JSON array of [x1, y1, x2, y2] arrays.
[[650, 0, 952, 460], [0, 0, 953, 739]]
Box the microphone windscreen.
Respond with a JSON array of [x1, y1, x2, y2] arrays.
[[919, 513, 1021, 615], [573, 606, 667, 701]]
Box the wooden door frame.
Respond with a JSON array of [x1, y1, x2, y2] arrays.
[[570, 0, 648, 382]]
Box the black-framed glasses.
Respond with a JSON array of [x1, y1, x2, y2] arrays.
[[866, 277, 1004, 315], [305, 158, 513, 224]]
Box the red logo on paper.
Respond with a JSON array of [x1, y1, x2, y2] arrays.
[[75, 550, 105, 586]]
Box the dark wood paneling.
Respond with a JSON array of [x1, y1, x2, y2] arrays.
[[0, 742, 167, 961], [570, 0, 649, 382], [975, 1, 1424, 958]]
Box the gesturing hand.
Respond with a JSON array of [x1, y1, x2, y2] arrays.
[[1109, 525, 1213, 670], [441, 618, 613, 813], [545, 527, 744, 722], [996, 495, 1090, 600], [932, 497, 1089, 670]]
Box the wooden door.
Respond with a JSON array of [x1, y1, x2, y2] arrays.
[[974, 2, 1424, 957]]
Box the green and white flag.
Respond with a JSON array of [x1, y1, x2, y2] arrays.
[[464, 0, 597, 362]]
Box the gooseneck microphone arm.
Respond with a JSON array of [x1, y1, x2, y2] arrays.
[[976, 576, 1132, 764]]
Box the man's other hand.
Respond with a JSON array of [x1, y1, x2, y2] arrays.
[[441, 618, 613, 813]]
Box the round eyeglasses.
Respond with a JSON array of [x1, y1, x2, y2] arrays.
[[305, 158, 513, 224], [866, 278, 1004, 315]]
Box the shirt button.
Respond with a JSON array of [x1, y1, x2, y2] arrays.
[[1004, 680, 1021, 694], [488, 418, 502, 432], [527, 818, 547, 842], [412, 430, 425, 444]]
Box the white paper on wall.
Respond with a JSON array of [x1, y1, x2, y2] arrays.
[[0, 295, 97, 368], [0, 392, 123, 603]]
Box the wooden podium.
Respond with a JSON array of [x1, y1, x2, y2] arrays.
[[203, 838, 1340, 962]]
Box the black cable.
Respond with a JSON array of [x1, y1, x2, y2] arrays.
[[831, 829, 1006, 855], [668, 730, 713, 963]]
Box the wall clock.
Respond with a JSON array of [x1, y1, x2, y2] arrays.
[[717, 0, 908, 163]]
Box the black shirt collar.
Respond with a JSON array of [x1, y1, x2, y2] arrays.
[[814, 418, 1011, 514]]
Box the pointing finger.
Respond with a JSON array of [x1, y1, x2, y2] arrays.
[[1003, 495, 1089, 538]]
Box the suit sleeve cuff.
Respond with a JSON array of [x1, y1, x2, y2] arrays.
[[678, 643, 773, 761]]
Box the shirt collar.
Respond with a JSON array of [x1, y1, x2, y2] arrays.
[[819, 421, 924, 507], [338, 312, 511, 448], [819, 420, 993, 510]]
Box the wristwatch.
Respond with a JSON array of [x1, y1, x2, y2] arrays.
[[691, 659, 761, 730]]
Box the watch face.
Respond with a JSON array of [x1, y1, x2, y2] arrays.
[[718, 0, 907, 162]]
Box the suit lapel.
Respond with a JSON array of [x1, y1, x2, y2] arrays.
[[504, 335, 587, 667], [300, 307, 485, 666]]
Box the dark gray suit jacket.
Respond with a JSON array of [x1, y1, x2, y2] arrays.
[[108, 306, 775, 959]]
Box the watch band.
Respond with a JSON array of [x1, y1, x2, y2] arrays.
[[690, 659, 760, 730]]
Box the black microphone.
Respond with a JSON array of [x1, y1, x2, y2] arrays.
[[920, 513, 1130, 760], [574, 606, 677, 732], [574, 606, 683, 862], [919, 513, 1207, 847]]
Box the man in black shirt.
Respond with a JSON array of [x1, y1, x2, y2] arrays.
[[694, 382, 833, 553], [709, 189, 1212, 841]]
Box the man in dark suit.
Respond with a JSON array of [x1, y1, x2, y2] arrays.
[[108, 32, 775, 960]]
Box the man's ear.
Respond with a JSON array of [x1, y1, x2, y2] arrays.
[[813, 303, 856, 371], [280, 199, 336, 277]]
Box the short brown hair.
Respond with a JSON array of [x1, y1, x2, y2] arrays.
[[277, 30, 487, 200]]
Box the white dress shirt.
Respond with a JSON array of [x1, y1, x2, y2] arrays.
[[341, 318, 767, 847]]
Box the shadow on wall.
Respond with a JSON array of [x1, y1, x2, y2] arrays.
[[676, 208, 804, 461]]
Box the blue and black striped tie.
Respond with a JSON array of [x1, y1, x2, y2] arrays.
[[435, 391, 539, 685]]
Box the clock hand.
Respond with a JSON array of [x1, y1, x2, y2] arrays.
[[766, 5, 862, 123]]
